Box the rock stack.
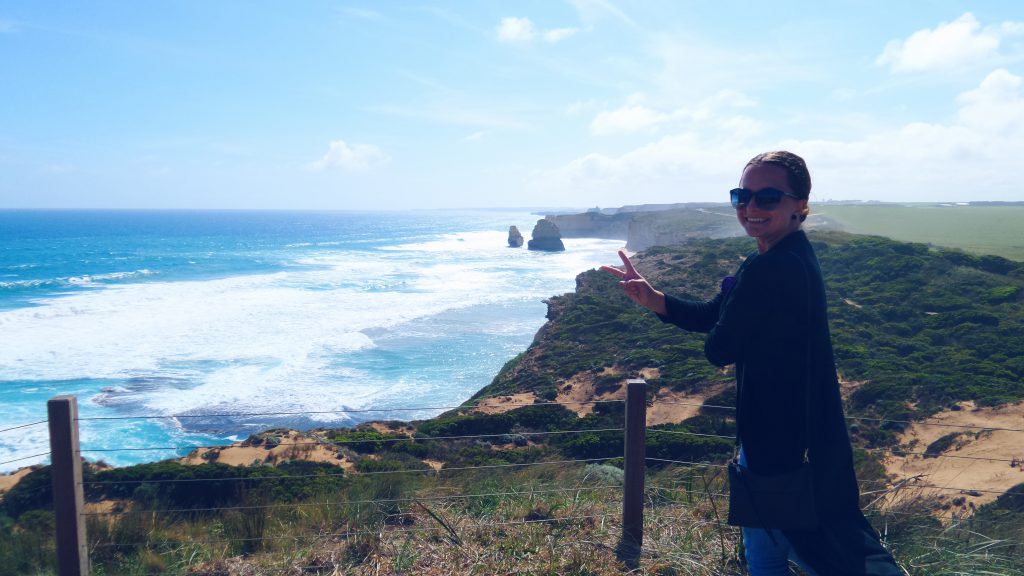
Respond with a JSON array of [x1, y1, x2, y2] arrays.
[[527, 219, 565, 251], [508, 225, 524, 247]]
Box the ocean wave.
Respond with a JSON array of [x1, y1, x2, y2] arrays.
[[68, 269, 157, 284], [0, 269, 158, 290]]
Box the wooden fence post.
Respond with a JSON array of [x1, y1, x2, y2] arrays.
[[48, 395, 89, 576], [617, 378, 647, 563]]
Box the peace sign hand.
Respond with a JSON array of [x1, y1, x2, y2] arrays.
[[600, 250, 667, 315]]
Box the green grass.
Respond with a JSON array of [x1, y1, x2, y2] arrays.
[[816, 204, 1024, 261]]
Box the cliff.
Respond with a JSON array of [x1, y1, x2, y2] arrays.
[[476, 230, 1024, 431], [545, 206, 741, 250]]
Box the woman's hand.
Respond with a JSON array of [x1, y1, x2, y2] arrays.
[[600, 250, 667, 315]]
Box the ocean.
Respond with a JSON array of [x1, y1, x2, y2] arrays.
[[0, 210, 624, 472]]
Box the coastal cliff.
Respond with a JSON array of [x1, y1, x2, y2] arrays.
[[545, 205, 740, 250]]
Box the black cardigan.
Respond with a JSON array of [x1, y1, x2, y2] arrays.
[[659, 230, 901, 574]]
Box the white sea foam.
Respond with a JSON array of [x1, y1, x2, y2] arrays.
[[0, 230, 624, 470]]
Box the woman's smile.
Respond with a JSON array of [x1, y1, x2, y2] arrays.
[[736, 164, 805, 253]]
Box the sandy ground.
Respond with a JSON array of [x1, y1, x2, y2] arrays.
[[554, 368, 632, 417], [366, 422, 415, 436], [837, 374, 868, 399], [179, 430, 355, 471], [471, 392, 538, 415], [646, 383, 731, 426], [882, 400, 1024, 515], [552, 367, 729, 426], [0, 467, 34, 495]]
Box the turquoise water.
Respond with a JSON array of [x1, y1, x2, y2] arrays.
[[0, 210, 623, 471]]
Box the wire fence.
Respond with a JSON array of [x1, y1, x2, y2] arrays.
[[8, 391, 1024, 575], [89, 512, 624, 550]]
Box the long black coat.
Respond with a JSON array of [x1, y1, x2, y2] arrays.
[[659, 230, 901, 575]]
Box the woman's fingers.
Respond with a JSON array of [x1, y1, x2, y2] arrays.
[[604, 251, 652, 307], [618, 250, 639, 277], [599, 264, 626, 279]]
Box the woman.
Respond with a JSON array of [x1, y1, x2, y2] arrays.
[[602, 151, 902, 575]]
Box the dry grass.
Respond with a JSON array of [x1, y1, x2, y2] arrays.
[[63, 463, 1023, 575], [78, 464, 749, 575]]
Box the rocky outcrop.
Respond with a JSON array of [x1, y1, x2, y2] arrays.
[[527, 219, 565, 251], [508, 226, 524, 248]]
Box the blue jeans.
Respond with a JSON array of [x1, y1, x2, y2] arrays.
[[739, 449, 818, 576]]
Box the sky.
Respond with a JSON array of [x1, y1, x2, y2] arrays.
[[2, 1, 1024, 210]]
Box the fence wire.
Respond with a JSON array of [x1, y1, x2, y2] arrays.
[[89, 512, 622, 549], [0, 420, 49, 434], [82, 484, 622, 517], [81, 457, 615, 487], [74, 398, 626, 422], [76, 426, 625, 454], [0, 451, 51, 467], [846, 414, 1024, 434]]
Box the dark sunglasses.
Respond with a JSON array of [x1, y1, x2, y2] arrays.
[[730, 187, 801, 210]]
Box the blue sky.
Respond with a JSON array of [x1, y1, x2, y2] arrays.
[[2, 1, 1023, 209]]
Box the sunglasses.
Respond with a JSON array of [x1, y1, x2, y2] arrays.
[[730, 187, 801, 210]]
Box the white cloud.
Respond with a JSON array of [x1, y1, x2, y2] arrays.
[[591, 105, 669, 135], [308, 140, 389, 172], [497, 17, 578, 44], [0, 19, 17, 33], [955, 68, 1024, 133], [540, 71, 1024, 203], [589, 90, 757, 135], [497, 17, 536, 43], [544, 27, 579, 43], [464, 131, 488, 142], [876, 12, 1024, 73], [566, 99, 605, 116]]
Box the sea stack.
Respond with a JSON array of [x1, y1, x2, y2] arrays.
[[508, 225, 524, 247], [527, 219, 565, 252]]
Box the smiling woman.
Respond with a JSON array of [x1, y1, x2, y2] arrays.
[[733, 151, 811, 255], [603, 151, 903, 575]]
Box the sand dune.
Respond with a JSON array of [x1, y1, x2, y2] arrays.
[[883, 401, 1024, 516]]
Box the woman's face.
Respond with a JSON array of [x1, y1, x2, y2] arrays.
[[735, 163, 807, 249]]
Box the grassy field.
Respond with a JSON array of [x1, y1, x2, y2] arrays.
[[812, 204, 1024, 261]]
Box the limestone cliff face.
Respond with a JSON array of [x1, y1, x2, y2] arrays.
[[527, 219, 565, 251], [625, 210, 740, 250], [543, 213, 631, 240], [546, 207, 741, 251]]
